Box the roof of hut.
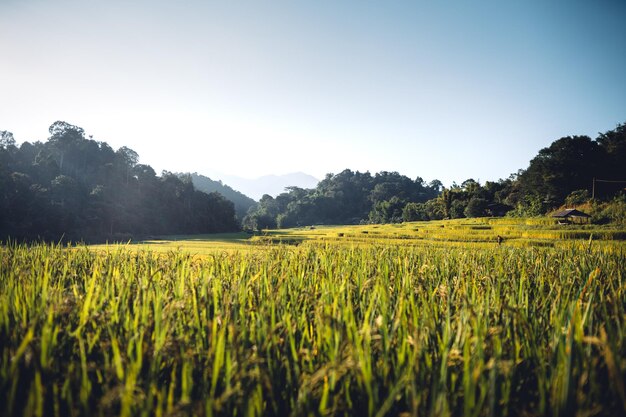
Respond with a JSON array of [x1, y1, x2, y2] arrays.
[[551, 208, 591, 218]]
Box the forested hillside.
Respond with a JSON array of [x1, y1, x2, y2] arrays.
[[186, 172, 256, 220], [2, 121, 624, 240], [0, 122, 238, 242], [243, 171, 442, 229], [244, 123, 626, 229]]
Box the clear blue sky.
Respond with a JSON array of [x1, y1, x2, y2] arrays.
[[1, 0, 625, 185]]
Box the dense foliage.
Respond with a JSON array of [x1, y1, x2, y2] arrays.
[[243, 123, 626, 228], [2, 121, 625, 239], [0, 122, 238, 242], [243, 170, 442, 229], [1, 241, 624, 416], [421, 124, 626, 220]]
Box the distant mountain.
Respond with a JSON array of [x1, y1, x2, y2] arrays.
[[186, 173, 257, 220], [201, 171, 319, 200]]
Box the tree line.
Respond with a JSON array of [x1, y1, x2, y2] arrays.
[[242, 170, 442, 229], [0, 122, 238, 242], [2, 121, 624, 240], [243, 122, 626, 228]]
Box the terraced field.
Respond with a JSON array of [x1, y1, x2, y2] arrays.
[[95, 217, 626, 253]]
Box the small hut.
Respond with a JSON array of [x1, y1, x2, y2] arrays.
[[552, 209, 591, 225]]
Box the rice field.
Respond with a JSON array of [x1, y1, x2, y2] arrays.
[[1, 218, 625, 416]]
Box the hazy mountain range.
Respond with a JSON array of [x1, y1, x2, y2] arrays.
[[195, 171, 319, 201]]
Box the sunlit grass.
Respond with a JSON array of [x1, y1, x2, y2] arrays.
[[1, 217, 625, 416], [88, 217, 626, 254]]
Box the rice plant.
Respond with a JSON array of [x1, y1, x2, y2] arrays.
[[1, 234, 625, 416]]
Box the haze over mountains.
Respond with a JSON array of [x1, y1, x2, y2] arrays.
[[197, 170, 319, 200]]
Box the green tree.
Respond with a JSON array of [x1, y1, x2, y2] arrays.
[[403, 202, 428, 221], [565, 189, 590, 207], [369, 196, 405, 223], [464, 197, 489, 218], [450, 200, 466, 218], [519, 136, 601, 207], [0, 130, 16, 148]]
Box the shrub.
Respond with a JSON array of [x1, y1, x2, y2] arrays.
[[565, 189, 590, 207]]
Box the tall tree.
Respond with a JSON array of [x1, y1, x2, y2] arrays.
[[519, 136, 601, 207]]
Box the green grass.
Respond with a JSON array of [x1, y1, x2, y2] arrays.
[[1, 217, 625, 416]]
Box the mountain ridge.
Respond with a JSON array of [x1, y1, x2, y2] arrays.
[[198, 171, 319, 200]]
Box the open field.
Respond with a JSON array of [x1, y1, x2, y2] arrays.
[[1, 218, 626, 416], [89, 217, 626, 254]]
